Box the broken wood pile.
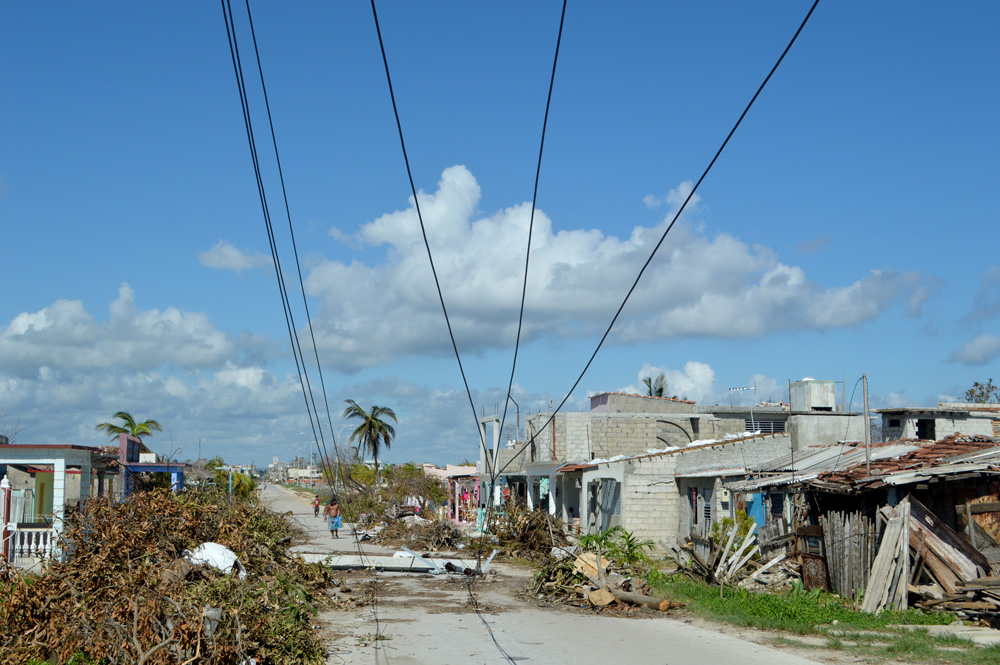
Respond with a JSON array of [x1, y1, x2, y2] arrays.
[[659, 523, 761, 586], [855, 495, 997, 615], [905, 496, 995, 615], [737, 556, 800, 593], [527, 552, 682, 613]]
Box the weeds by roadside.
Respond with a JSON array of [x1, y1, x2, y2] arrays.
[[646, 572, 1000, 665]]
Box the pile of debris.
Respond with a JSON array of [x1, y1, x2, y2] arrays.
[[491, 506, 569, 561], [871, 496, 996, 616], [0, 488, 333, 664], [660, 521, 775, 587], [737, 558, 802, 593], [528, 551, 682, 613], [372, 516, 467, 551]]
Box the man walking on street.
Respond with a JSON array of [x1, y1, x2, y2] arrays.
[[322, 496, 342, 539]]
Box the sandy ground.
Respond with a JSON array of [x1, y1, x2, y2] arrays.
[[262, 484, 855, 665]]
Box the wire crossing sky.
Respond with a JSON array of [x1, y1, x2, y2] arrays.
[[1, 2, 998, 464]]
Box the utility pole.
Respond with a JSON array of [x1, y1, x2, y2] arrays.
[[863, 373, 871, 476], [198, 438, 202, 462]]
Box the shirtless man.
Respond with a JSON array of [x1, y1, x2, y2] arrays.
[[322, 497, 342, 539]]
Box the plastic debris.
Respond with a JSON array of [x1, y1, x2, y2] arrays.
[[184, 542, 247, 580]]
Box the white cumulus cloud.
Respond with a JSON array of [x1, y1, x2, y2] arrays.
[[949, 333, 1000, 365], [302, 165, 930, 371], [198, 240, 273, 273]]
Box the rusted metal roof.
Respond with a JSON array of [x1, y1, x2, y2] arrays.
[[557, 464, 597, 472], [815, 434, 1000, 489]]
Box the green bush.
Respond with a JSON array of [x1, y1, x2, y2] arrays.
[[579, 526, 654, 567]]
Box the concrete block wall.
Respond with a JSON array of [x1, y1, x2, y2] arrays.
[[620, 455, 681, 546], [594, 393, 697, 415], [674, 433, 793, 475], [590, 414, 697, 458]]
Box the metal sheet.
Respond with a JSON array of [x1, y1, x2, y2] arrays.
[[801, 553, 830, 591]]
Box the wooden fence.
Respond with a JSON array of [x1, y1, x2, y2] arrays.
[[821, 510, 880, 600]]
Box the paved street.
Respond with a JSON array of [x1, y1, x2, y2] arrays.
[[261, 484, 831, 665]]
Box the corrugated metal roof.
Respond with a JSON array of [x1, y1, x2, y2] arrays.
[[819, 434, 998, 485], [724, 442, 924, 492], [675, 467, 746, 479]]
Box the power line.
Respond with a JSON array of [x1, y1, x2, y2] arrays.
[[369, 3, 565, 662], [219, 0, 326, 476], [220, 6, 385, 660], [239, 0, 342, 484], [492, 0, 822, 481], [369, 0, 492, 479], [496, 0, 568, 463]]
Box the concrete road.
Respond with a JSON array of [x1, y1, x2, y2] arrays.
[[262, 484, 829, 665], [259, 482, 394, 556]]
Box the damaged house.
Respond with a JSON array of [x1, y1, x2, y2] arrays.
[[725, 433, 1000, 612], [477, 379, 866, 549]]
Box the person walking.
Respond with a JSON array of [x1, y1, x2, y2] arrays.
[[322, 496, 342, 539], [313, 496, 320, 518]]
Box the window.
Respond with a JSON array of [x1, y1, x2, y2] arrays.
[[916, 419, 935, 440], [745, 419, 786, 434], [888, 419, 900, 428]]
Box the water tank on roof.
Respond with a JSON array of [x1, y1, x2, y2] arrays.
[[790, 379, 837, 412], [0, 435, 8, 445]]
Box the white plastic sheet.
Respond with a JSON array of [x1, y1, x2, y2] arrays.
[[184, 542, 247, 580]]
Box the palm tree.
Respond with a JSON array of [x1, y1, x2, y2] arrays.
[[642, 373, 667, 398], [96, 411, 163, 445], [342, 399, 397, 488]]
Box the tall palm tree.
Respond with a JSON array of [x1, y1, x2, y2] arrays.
[[642, 373, 667, 398], [96, 411, 162, 444], [342, 399, 397, 488]]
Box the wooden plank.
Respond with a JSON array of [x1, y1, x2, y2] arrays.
[[959, 502, 1000, 515], [862, 514, 903, 613], [796, 524, 824, 537], [910, 495, 990, 581]]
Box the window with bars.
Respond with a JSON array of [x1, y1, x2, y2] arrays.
[[744, 419, 785, 433]]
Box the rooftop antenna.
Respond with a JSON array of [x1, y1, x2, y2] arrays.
[[730, 384, 762, 472], [863, 373, 871, 476]]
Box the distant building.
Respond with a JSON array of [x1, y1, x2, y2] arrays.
[[878, 403, 1000, 441]]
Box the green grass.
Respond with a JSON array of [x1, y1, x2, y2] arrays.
[[646, 572, 1000, 665], [647, 571, 953, 634]]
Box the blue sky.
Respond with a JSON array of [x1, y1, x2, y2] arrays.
[[2, 2, 998, 466]]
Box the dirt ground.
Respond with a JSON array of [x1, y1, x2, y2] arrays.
[[265, 484, 855, 665]]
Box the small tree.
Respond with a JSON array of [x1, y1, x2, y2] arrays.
[[642, 373, 667, 398], [965, 379, 1000, 404]]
